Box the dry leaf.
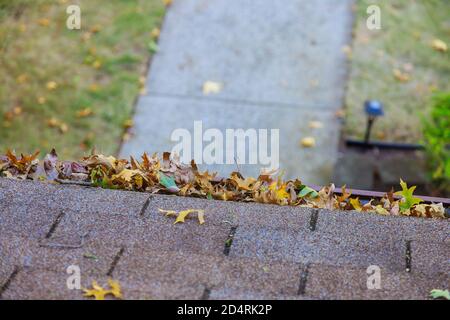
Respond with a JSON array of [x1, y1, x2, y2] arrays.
[[159, 208, 205, 225], [151, 27, 160, 39], [300, 137, 315, 148], [123, 119, 134, 129], [431, 39, 448, 52], [16, 74, 28, 84], [202, 81, 223, 95], [76, 108, 93, 118], [46, 81, 57, 90], [393, 69, 410, 82], [38, 18, 50, 26], [37, 96, 46, 104]]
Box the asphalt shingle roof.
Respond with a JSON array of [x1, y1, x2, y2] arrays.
[[0, 178, 448, 300]]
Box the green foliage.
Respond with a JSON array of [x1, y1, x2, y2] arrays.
[[298, 185, 319, 198], [430, 289, 450, 300], [394, 179, 423, 212], [422, 93, 450, 193]]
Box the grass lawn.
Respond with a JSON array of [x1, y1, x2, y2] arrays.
[[345, 0, 450, 143], [0, 0, 165, 159]]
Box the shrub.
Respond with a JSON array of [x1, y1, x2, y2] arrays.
[[422, 93, 450, 194]]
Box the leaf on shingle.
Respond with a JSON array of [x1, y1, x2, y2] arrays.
[[394, 179, 423, 212], [430, 289, 450, 300], [159, 208, 205, 225], [83, 279, 122, 300]]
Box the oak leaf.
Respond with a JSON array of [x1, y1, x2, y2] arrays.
[[159, 208, 205, 225], [394, 179, 423, 212], [83, 279, 122, 300]]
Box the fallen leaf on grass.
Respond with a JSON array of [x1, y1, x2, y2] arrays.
[[123, 119, 134, 129], [16, 74, 28, 84], [92, 60, 102, 69], [202, 81, 223, 95], [37, 96, 47, 104], [151, 27, 160, 39], [431, 39, 448, 52], [76, 108, 93, 118], [38, 18, 50, 26], [47, 118, 69, 134], [83, 279, 122, 300], [430, 289, 450, 300], [46, 81, 58, 90], [393, 69, 410, 82], [159, 208, 205, 225]]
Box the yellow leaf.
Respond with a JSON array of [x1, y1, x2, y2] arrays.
[[112, 169, 142, 183], [123, 119, 134, 129], [431, 39, 448, 52], [16, 74, 28, 84], [38, 18, 50, 26], [374, 205, 389, 215], [350, 197, 362, 212], [107, 279, 122, 299], [37, 96, 46, 104], [163, 0, 173, 7], [46, 81, 57, 90], [393, 69, 410, 82], [83, 281, 109, 300], [159, 208, 205, 225], [202, 81, 223, 95], [83, 279, 122, 300], [300, 137, 315, 148], [76, 108, 93, 118], [59, 122, 69, 134], [269, 182, 290, 201], [92, 60, 102, 69], [159, 208, 177, 216], [151, 27, 160, 39]]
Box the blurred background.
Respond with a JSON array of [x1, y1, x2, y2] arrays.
[[0, 0, 448, 196]]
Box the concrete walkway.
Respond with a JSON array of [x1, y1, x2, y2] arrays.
[[120, 0, 354, 185], [1, 179, 448, 299]]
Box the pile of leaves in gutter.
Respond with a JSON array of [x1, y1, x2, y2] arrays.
[[0, 149, 447, 219]]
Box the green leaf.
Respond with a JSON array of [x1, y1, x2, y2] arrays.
[[430, 289, 450, 300], [298, 185, 318, 198], [394, 179, 423, 212], [148, 40, 159, 53], [83, 253, 98, 261], [159, 172, 179, 193]]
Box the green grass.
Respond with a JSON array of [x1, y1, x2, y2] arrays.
[[0, 0, 165, 159], [345, 0, 450, 143]]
